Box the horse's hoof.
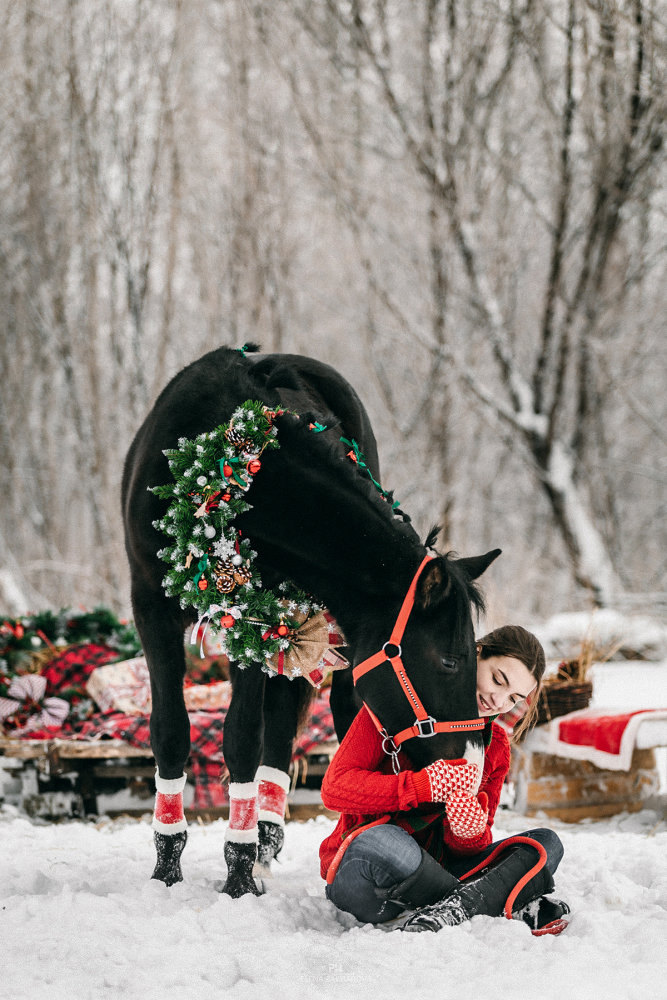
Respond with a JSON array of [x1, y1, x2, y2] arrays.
[[257, 820, 284, 870], [222, 840, 265, 897], [152, 830, 187, 886], [220, 873, 265, 898]]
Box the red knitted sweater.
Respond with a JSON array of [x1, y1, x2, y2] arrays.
[[319, 706, 511, 879]]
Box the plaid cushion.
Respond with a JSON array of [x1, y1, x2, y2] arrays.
[[42, 643, 119, 695]]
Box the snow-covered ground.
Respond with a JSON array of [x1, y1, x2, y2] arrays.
[[3, 613, 667, 1000], [1, 804, 666, 1000]]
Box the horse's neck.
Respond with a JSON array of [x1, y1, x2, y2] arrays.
[[237, 439, 423, 639]]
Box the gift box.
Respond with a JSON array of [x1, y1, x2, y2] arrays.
[[86, 657, 231, 715], [86, 657, 152, 715]]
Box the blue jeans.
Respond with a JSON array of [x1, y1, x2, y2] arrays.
[[325, 823, 564, 924]]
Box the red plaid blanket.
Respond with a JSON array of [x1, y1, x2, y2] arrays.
[[14, 644, 337, 808]]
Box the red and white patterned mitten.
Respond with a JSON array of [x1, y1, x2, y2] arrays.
[[413, 759, 481, 804], [446, 789, 489, 839]]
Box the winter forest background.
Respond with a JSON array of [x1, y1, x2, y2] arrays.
[[0, 0, 665, 626]]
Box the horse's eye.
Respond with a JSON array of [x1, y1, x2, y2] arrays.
[[440, 656, 457, 673]]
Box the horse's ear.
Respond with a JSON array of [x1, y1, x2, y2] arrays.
[[416, 559, 452, 610], [455, 549, 502, 581]]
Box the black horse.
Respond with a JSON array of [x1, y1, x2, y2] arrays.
[[122, 345, 500, 895]]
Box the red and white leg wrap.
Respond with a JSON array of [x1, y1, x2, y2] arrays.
[[225, 781, 259, 844], [256, 765, 290, 827], [152, 770, 187, 835]]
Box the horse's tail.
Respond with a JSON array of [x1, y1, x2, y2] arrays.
[[296, 678, 319, 734]]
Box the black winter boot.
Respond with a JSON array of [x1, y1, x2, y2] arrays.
[[400, 845, 554, 932], [380, 848, 460, 911], [513, 896, 570, 935]]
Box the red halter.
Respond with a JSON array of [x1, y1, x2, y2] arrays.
[[353, 554, 485, 772]]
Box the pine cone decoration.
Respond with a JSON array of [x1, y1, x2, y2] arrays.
[[233, 563, 252, 586], [213, 559, 237, 594], [225, 424, 251, 449]]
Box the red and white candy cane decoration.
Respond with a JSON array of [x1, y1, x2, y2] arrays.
[[256, 765, 290, 827], [226, 781, 259, 844], [152, 770, 188, 835]]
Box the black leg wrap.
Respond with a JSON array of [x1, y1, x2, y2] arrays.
[[222, 841, 265, 898], [152, 830, 187, 887], [401, 846, 554, 932], [380, 848, 460, 909], [257, 820, 285, 869]]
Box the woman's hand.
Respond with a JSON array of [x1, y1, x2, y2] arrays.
[[413, 759, 481, 804], [445, 789, 489, 839]]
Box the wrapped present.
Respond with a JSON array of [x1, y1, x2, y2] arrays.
[[86, 657, 151, 715], [86, 656, 231, 715], [266, 609, 348, 688], [183, 679, 231, 711]]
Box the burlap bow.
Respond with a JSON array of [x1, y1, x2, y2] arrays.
[[267, 609, 348, 687]]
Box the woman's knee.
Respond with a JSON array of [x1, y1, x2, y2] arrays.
[[327, 827, 424, 924], [524, 827, 564, 871], [341, 824, 423, 885]]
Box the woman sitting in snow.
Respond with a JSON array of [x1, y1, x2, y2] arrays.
[[319, 625, 570, 935]]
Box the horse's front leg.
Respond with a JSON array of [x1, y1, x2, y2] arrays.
[[254, 674, 306, 875], [222, 663, 266, 897], [134, 590, 191, 886]]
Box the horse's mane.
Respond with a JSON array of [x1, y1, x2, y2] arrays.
[[272, 410, 423, 552]]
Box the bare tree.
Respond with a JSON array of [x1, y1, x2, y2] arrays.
[[271, 0, 666, 606]]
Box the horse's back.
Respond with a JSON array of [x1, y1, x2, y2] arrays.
[[122, 346, 379, 586], [246, 351, 380, 477]]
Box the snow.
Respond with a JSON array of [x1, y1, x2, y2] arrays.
[[537, 610, 667, 662], [2, 629, 667, 999], [1, 806, 666, 1000]]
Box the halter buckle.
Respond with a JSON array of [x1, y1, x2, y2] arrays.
[[415, 716, 437, 738]]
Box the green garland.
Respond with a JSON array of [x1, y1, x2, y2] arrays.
[[0, 608, 141, 673], [150, 400, 322, 674]]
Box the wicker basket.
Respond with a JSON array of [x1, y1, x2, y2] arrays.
[[535, 681, 593, 726]]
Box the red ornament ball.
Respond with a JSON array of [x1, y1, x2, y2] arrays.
[[198, 579, 208, 591], [247, 459, 262, 475], [276, 623, 289, 637], [220, 614, 235, 628], [223, 463, 233, 478]]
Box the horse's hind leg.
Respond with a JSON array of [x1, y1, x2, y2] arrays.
[[255, 675, 307, 874], [133, 589, 191, 886]]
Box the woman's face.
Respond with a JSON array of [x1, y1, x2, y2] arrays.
[[476, 650, 537, 717]]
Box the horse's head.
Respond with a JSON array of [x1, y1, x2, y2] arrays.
[[353, 548, 501, 774]]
